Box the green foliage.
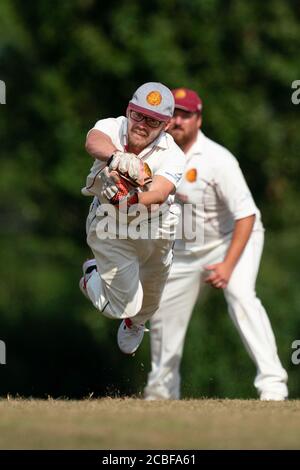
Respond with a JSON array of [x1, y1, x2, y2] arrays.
[[0, 0, 299, 398]]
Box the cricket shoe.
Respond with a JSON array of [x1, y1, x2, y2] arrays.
[[79, 258, 97, 299], [117, 318, 148, 355], [260, 391, 286, 401]]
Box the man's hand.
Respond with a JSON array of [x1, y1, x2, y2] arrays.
[[204, 215, 256, 289], [109, 151, 145, 185], [204, 262, 234, 289], [100, 168, 138, 209]]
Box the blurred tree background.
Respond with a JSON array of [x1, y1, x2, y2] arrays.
[[0, 0, 299, 399]]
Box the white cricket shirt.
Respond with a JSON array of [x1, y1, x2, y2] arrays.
[[175, 131, 264, 253]]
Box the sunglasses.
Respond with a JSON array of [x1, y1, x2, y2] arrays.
[[129, 110, 163, 128]]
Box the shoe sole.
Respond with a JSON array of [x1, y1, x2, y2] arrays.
[[117, 321, 145, 355]]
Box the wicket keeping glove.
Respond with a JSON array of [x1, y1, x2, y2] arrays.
[[100, 167, 139, 209], [108, 151, 145, 185]]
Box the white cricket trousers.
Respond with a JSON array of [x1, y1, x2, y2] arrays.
[[145, 230, 288, 399], [85, 201, 174, 325]]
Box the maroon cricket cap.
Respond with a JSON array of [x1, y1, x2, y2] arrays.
[[172, 88, 203, 113]]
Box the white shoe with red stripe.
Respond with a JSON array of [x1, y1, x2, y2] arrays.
[[117, 318, 147, 354], [79, 259, 97, 299]]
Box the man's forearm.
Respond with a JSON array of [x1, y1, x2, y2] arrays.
[[138, 190, 165, 208], [85, 130, 118, 161], [137, 175, 175, 208], [224, 215, 256, 269]]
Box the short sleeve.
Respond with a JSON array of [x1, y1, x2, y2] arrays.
[[155, 145, 185, 189], [86, 117, 125, 149], [155, 168, 184, 188], [215, 154, 258, 220]]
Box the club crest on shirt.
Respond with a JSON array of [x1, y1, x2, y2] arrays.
[[185, 168, 197, 182], [146, 91, 162, 106]]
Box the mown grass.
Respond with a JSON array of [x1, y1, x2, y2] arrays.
[[0, 398, 299, 449]]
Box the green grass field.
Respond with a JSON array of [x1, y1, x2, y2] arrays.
[[0, 398, 299, 449]]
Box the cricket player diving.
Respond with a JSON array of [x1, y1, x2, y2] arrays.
[[144, 88, 288, 401], [80, 82, 185, 355]]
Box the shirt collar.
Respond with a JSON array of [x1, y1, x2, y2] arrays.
[[121, 118, 128, 148], [150, 129, 169, 150]]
